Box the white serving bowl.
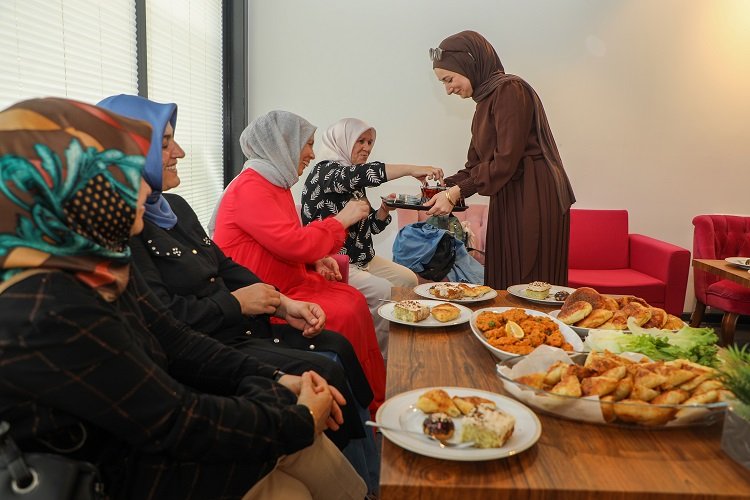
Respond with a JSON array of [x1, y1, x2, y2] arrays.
[[470, 307, 583, 360]]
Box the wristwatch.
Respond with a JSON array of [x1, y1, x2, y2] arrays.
[[272, 369, 286, 382]]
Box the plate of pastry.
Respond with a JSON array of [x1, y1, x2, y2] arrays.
[[378, 299, 472, 327], [413, 282, 497, 303], [375, 387, 541, 461], [506, 282, 576, 305], [548, 286, 685, 338], [725, 256, 750, 270], [496, 348, 730, 428]]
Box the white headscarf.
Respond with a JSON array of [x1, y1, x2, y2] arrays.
[[316, 117, 375, 166], [208, 110, 316, 236]]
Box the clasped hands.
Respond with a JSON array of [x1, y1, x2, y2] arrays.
[[278, 370, 346, 434], [230, 283, 326, 337]]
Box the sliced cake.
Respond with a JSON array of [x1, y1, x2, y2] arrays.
[[460, 404, 515, 448], [393, 300, 430, 323], [429, 283, 463, 300]]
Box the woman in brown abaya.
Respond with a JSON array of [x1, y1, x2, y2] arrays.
[[425, 30, 575, 290]]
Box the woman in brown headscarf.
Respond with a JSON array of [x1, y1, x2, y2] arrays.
[[425, 30, 575, 290]]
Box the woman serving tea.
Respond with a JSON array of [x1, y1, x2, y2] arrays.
[[425, 30, 575, 290]]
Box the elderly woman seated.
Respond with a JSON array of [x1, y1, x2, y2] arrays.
[[97, 94, 378, 492], [211, 110, 386, 413], [300, 117, 444, 356], [0, 98, 365, 500]]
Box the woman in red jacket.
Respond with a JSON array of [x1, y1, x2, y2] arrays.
[[212, 110, 386, 413]]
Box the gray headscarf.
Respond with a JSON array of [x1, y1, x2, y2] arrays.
[[208, 110, 316, 236]]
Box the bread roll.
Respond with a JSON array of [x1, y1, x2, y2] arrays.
[[558, 300, 593, 325], [430, 303, 461, 322]]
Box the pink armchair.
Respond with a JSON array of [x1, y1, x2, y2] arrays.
[[395, 205, 489, 265], [568, 209, 690, 315], [690, 214, 750, 345]]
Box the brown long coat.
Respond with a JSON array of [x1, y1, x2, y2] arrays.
[[447, 77, 573, 289]]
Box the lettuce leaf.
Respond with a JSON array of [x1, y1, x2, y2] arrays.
[[583, 318, 719, 367]]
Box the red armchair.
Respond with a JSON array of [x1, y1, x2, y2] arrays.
[[568, 209, 690, 315], [690, 215, 750, 345]]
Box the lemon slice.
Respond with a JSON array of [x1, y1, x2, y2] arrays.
[[506, 320, 525, 339]]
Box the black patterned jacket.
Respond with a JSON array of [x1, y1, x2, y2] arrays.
[[0, 268, 314, 499], [300, 160, 391, 266]]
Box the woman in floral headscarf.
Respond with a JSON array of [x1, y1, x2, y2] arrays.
[[212, 110, 387, 414], [0, 98, 364, 500], [426, 30, 576, 290]]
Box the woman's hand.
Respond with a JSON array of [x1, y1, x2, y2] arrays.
[[296, 371, 346, 433], [230, 283, 282, 316], [275, 295, 326, 337], [376, 200, 395, 221], [314, 256, 342, 281], [411, 166, 444, 183], [425, 185, 461, 216], [334, 198, 370, 228]]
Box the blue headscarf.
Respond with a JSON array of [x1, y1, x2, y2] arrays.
[[97, 94, 179, 229]]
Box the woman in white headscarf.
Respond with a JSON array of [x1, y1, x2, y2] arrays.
[[300, 118, 444, 356], [212, 111, 386, 414]]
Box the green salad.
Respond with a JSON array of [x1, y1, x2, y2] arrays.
[[583, 317, 719, 367]]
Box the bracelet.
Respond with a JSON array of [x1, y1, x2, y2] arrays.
[[444, 190, 456, 206], [308, 407, 315, 423]]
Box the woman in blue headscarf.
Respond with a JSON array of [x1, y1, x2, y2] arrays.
[[97, 94, 379, 492], [0, 97, 365, 499]]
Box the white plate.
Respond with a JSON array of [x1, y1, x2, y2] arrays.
[[470, 307, 583, 360], [375, 386, 541, 461], [413, 282, 498, 303], [378, 300, 472, 327], [506, 284, 577, 306], [549, 309, 628, 338], [725, 256, 750, 270]]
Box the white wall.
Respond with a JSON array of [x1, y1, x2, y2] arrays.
[[247, 0, 750, 312]]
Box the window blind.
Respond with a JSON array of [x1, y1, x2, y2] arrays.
[[0, 0, 137, 110], [146, 0, 224, 229]]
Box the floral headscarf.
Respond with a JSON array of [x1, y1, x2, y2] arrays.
[[0, 98, 150, 300], [316, 118, 375, 166], [98, 94, 178, 229]]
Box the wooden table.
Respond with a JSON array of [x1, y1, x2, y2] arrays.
[[379, 288, 750, 500], [693, 259, 750, 288], [691, 259, 750, 344]]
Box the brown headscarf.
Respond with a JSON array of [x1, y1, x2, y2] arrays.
[[432, 30, 575, 211], [432, 30, 507, 103], [0, 98, 151, 300]]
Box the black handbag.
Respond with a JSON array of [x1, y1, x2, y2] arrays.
[[418, 232, 457, 281], [0, 421, 104, 499]]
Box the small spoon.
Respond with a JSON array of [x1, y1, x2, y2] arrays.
[[365, 421, 475, 449]]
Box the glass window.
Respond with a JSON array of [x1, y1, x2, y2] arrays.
[[146, 0, 224, 228], [0, 0, 138, 109]]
